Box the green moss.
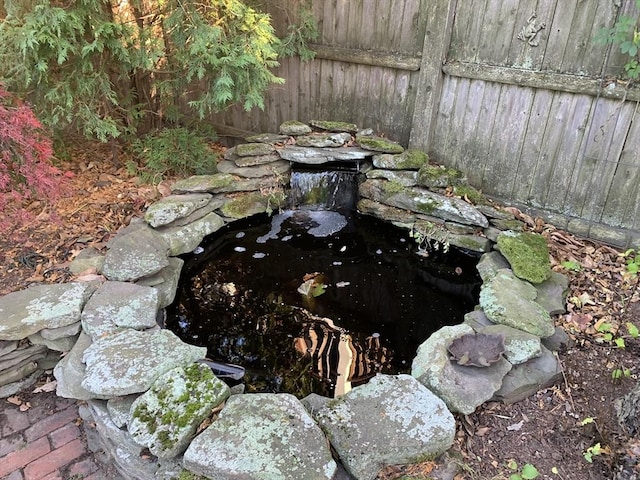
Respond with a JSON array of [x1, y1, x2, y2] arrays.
[[235, 142, 275, 157], [383, 180, 406, 197], [175, 471, 209, 480], [417, 164, 464, 188], [396, 150, 429, 169], [497, 231, 551, 284], [416, 198, 439, 214], [357, 135, 405, 154], [310, 119, 358, 133], [453, 184, 486, 205], [220, 192, 268, 218]]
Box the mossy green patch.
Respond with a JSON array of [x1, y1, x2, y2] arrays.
[[497, 231, 551, 284], [417, 164, 463, 187], [453, 184, 486, 205], [310, 119, 358, 133], [357, 135, 405, 154], [220, 192, 269, 218], [396, 150, 429, 169], [235, 142, 275, 157], [383, 180, 407, 197]]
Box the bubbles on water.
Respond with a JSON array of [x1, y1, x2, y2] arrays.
[[234, 246, 246, 253], [376, 249, 382, 254], [236, 232, 245, 238], [192, 246, 204, 254], [253, 252, 267, 259]]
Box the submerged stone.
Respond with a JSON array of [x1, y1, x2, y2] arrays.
[[81, 329, 206, 398], [0, 283, 95, 341], [183, 393, 336, 480], [128, 363, 230, 458], [314, 374, 455, 480]]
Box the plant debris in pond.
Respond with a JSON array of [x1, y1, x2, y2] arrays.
[[166, 211, 481, 397]]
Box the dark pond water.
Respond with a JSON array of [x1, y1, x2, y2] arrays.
[[165, 208, 481, 398]]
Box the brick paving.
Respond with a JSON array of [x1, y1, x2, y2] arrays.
[[0, 390, 114, 480]]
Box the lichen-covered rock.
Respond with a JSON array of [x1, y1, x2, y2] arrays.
[[54, 332, 100, 400], [0, 283, 95, 341], [279, 120, 312, 135], [101, 223, 170, 282], [68, 247, 104, 275], [366, 169, 419, 186], [357, 135, 404, 154], [81, 329, 206, 398], [128, 363, 230, 458], [183, 393, 336, 480], [479, 269, 555, 337], [372, 150, 428, 170], [497, 231, 551, 284], [217, 159, 291, 178], [314, 374, 455, 480], [412, 324, 512, 415], [234, 142, 276, 157], [220, 191, 284, 219], [245, 133, 290, 143], [279, 145, 372, 164], [136, 257, 184, 309], [295, 132, 352, 148], [157, 211, 225, 256], [144, 193, 212, 228], [171, 173, 287, 195], [533, 271, 569, 315], [417, 163, 464, 187], [476, 251, 511, 282], [81, 281, 160, 340], [478, 324, 541, 365]]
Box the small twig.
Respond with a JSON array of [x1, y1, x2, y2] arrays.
[[555, 352, 576, 413], [69, 203, 88, 216]]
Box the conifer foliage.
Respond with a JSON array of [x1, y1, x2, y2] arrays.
[[0, 0, 286, 141]]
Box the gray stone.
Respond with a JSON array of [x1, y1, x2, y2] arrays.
[[295, 132, 352, 148], [171, 174, 287, 195], [219, 191, 281, 219], [314, 374, 455, 480], [69, 247, 105, 275], [300, 393, 331, 415], [588, 223, 629, 248], [444, 221, 478, 235], [476, 204, 515, 220], [81, 281, 160, 341], [0, 344, 48, 374], [464, 309, 495, 330], [372, 150, 428, 170], [81, 329, 206, 397], [107, 395, 139, 428], [411, 324, 512, 415], [279, 120, 312, 135], [28, 331, 79, 352], [217, 159, 291, 178], [36, 349, 63, 370], [128, 363, 230, 458], [483, 226, 503, 242], [479, 324, 541, 365], [366, 169, 419, 186], [0, 370, 42, 399], [54, 332, 102, 400], [490, 218, 526, 231], [136, 257, 184, 309], [245, 133, 290, 143], [102, 224, 170, 282], [616, 380, 640, 436], [163, 197, 225, 228], [309, 120, 359, 133], [144, 194, 212, 228], [184, 393, 336, 480], [533, 271, 569, 315], [476, 251, 511, 282], [235, 142, 276, 157], [360, 179, 489, 228], [278, 145, 372, 164], [157, 211, 225, 256], [357, 135, 404, 154], [542, 326, 572, 352], [479, 269, 555, 337], [493, 346, 562, 404], [0, 358, 40, 387], [234, 153, 282, 167], [40, 321, 82, 340], [0, 282, 95, 341], [0, 340, 18, 357]]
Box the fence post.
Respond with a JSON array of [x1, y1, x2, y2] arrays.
[[409, 0, 457, 152]]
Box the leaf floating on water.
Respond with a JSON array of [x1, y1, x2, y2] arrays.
[[297, 279, 314, 296], [311, 283, 326, 297]]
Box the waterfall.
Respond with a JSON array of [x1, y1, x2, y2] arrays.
[[288, 169, 359, 211]]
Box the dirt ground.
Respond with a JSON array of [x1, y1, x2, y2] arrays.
[[1, 141, 638, 480]]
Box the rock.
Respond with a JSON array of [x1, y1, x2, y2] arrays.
[[171, 174, 287, 195], [156, 211, 225, 256], [39, 321, 82, 340], [357, 135, 404, 154], [128, 363, 230, 458], [464, 309, 495, 330], [245, 133, 290, 143], [144, 193, 212, 228], [216, 159, 291, 178], [491, 218, 526, 231], [278, 145, 372, 164], [69, 247, 104, 275], [496, 231, 551, 284], [279, 120, 312, 135], [81, 281, 160, 340], [0, 370, 42, 399], [412, 324, 512, 414], [107, 394, 138, 428], [234, 142, 276, 157], [295, 132, 352, 148], [314, 374, 455, 480], [493, 346, 562, 404], [533, 271, 569, 315], [28, 331, 79, 352], [0, 282, 95, 341], [476, 251, 511, 282], [183, 393, 336, 480], [542, 326, 572, 352], [220, 191, 284, 219], [476, 204, 515, 220], [310, 120, 359, 133], [479, 269, 555, 337], [81, 329, 206, 398], [54, 332, 99, 400], [366, 169, 419, 186], [0, 341, 18, 357], [0, 344, 47, 383], [616, 381, 640, 436], [359, 179, 489, 228], [417, 163, 464, 187], [478, 324, 541, 365], [102, 223, 170, 282], [136, 257, 184, 309], [234, 153, 282, 167]]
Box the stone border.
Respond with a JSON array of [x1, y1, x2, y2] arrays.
[[0, 121, 571, 480]]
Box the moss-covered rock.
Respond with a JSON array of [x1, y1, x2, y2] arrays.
[[496, 231, 551, 284], [279, 120, 312, 135], [417, 164, 463, 187], [220, 191, 285, 219], [373, 150, 428, 170], [356, 135, 405, 154], [310, 119, 359, 133], [235, 142, 276, 157]]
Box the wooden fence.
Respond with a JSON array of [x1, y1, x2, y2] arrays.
[[208, 0, 640, 247]]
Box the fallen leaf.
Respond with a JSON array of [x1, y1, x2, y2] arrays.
[[33, 379, 57, 393], [19, 402, 31, 412], [7, 396, 22, 406], [507, 420, 524, 431]]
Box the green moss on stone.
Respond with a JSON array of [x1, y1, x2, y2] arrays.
[[383, 180, 406, 197], [220, 192, 268, 218], [497, 231, 551, 284], [310, 119, 358, 133], [453, 184, 486, 205], [396, 150, 429, 169], [357, 136, 405, 154], [416, 198, 439, 214]]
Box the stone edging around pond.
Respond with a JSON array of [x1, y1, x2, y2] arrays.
[[0, 120, 572, 480]]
